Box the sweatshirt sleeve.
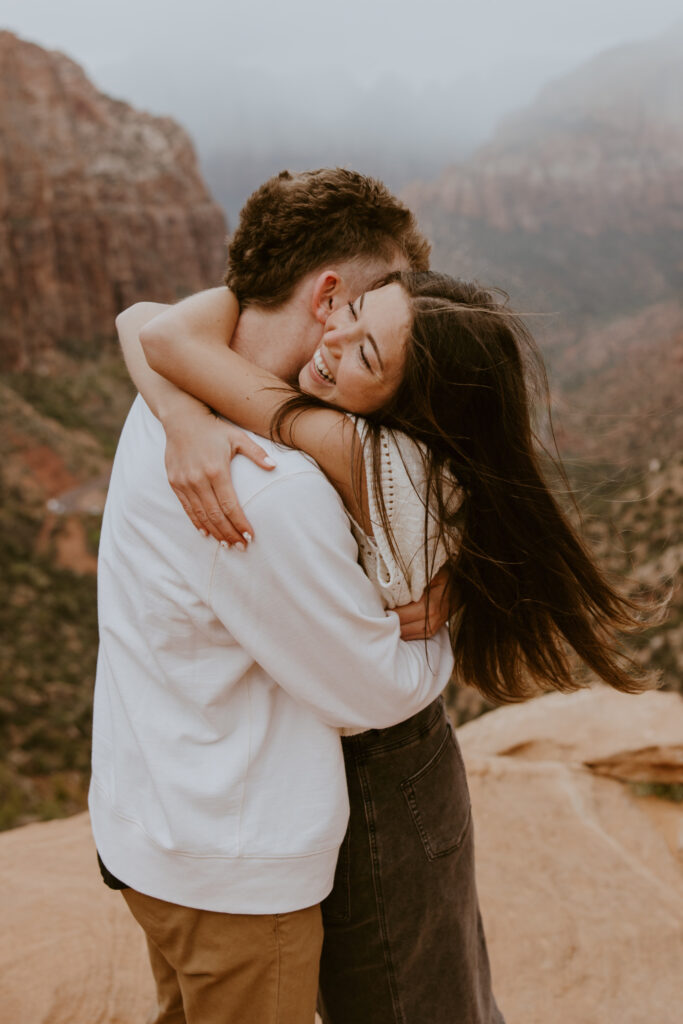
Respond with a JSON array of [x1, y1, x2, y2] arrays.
[[207, 468, 453, 732]]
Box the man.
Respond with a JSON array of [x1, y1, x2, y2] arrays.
[[90, 169, 456, 1024]]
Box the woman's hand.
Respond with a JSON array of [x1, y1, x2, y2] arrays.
[[395, 567, 452, 640], [164, 409, 276, 546]]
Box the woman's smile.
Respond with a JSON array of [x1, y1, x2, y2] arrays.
[[312, 348, 336, 383]]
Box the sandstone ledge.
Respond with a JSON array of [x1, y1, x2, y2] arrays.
[[1, 688, 682, 1023]]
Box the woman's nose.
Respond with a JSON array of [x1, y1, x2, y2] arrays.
[[323, 324, 344, 352]]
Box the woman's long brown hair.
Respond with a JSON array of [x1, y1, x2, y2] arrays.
[[276, 271, 653, 703]]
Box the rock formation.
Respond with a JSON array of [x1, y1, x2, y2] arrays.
[[1, 688, 681, 1023], [0, 31, 228, 372], [403, 25, 683, 323], [460, 689, 683, 1024]]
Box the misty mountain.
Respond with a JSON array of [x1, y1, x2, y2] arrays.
[[91, 46, 572, 222], [405, 24, 683, 327], [496, 20, 683, 141]]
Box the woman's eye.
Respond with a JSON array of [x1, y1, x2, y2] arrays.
[[348, 302, 357, 320], [359, 346, 371, 370]]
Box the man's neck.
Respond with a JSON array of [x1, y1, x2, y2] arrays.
[[231, 295, 320, 383]]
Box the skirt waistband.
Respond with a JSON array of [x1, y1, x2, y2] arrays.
[[341, 696, 446, 757]]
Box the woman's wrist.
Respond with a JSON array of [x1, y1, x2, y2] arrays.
[[157, 387, 212, 434]]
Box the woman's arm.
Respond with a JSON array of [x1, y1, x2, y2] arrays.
[[141, 299, 370, 530], [117, 301, 184, 420], [117, 289, 239, 423], [116, 296, 275, 545]]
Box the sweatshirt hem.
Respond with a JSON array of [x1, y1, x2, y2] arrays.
[[89, 784, 339, 914]]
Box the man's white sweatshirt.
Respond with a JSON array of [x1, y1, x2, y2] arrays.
[[89, 397, 452, 913]]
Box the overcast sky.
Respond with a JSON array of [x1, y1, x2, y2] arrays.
[[3, 0, 681, 216], [3, 0, 681, 87]]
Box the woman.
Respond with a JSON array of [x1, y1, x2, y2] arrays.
[[118, 269, 649, 1024]]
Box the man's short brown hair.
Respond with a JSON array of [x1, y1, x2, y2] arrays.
[[225, 168, 430, 307]]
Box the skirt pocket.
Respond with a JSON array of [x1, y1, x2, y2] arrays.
[[401, 724, 472, 860]]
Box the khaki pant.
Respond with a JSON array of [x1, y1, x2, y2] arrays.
[[122, 888, 323, 1024]]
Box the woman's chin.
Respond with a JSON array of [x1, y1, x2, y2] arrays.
[[298, 365, 312, 393]]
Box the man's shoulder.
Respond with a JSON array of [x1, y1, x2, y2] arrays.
[[250, 433, 320, 475], [117, 402, 338, 511], [233, 430, 337, 507]]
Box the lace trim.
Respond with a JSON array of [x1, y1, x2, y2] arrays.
[[352, 419, 456, 607]]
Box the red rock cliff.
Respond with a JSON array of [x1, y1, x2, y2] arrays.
[[0, 31, 228, 371]]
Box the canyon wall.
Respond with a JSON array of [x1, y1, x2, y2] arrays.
[[0, 31, 228, 372]]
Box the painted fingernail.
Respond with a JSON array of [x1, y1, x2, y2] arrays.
[[242, 532, 252, 544], [263, 456, 277, 467], [234, 542, 246, 553], [199, 528, 209, 537], [220, 540, 229, 549]]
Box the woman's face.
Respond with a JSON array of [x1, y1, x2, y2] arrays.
[[299, 282, 412, 415]]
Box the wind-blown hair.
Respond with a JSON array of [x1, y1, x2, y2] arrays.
[[375, 271, 651, 700], [276, 270, 652, 703]]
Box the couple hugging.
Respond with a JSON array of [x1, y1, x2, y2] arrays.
[[91, 168, 645, 1024]]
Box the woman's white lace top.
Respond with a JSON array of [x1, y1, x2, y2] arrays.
[[349, 421, 461, 609]]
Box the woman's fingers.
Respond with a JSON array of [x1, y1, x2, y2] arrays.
[[172, 475, 250, 549], [395, 600, 427, 639], [398, 612, 438, 641], [203, 431, 274, 542], [398, 611, 436, 640], [210, 472, 254, 545], [396, 568, 452, 640], [233, 435, 277, 472], [188, 474, 246, 546], [399, 619, 425, 641], [164, 426, 274, 546], [170, 484, 205, 535]]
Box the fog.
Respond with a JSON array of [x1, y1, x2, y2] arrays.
[[3, 0, 682, 218]]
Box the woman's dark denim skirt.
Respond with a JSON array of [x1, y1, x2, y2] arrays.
[[318, 697, 505, 1024]]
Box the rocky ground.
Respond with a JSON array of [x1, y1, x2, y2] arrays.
[[1, 688, 681, 1024]]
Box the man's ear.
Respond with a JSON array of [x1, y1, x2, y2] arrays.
[[311, 270, 346, 324]]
